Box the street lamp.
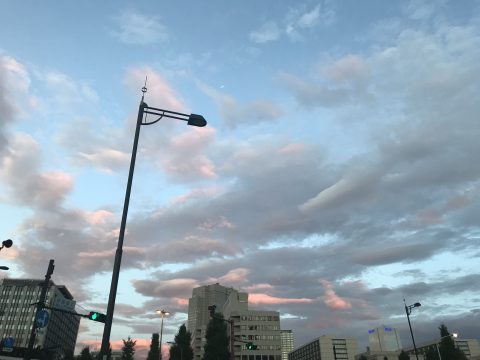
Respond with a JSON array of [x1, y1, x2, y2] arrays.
[[435, 332, 458, 360], [0, 266, 8, 270], [167, 341, 183, 360], [405, 300, 421, 360], [99, 87, 207, 358], [0, 239, 13, 251], [156, 309, 170, 359]]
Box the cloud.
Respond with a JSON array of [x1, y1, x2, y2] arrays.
[[286, 2, 336, 40], [111, 9, 169, 45], [197, 81, 283, 127], [250, 21, 281, 43], [321, 280, 352, 310], [249, 293, 315, 306]]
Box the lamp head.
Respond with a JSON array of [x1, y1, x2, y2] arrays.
[[452, 333, 458, 338], [187, 114, 207, 127], [156, 309, 170, 316], [0, 266, 9, 270], [2, 239, 13, 248], [414, 302, 421, 307]]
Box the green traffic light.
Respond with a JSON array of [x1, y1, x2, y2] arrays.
[[92, 313, 98, 320]]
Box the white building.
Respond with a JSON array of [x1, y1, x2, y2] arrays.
[[405, 337, 480, 359], [281, 330, 294, 360], [288, 335, 358, 360], [0, 278, 80, 358], [187, 283, 282, 360], [368, 326, 402, 352]]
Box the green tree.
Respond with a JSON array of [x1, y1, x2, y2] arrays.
[[425, 347, 439, 360], [438, 324, 467, 360], [147, 333, 160, 360], [170, 324, 194, 360], [358, 355, 368, 360], [398, 350, 410, 360], [121, 336, 137, 360], [202, 314, 230, 360], [78, 347, 94, 360]]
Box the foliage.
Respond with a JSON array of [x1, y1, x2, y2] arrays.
[[78, 347, 94, 360], [438, 324, 467, 360], [147, 333, 160, 360], [425, 347, 439, 360], [358, 355, 368, 360], [202, 314, 230, 360], [170, 324, 194, 360], [398, 350, 410, 360], [63, 349, 75, 360], [121, 336, 137, 360]]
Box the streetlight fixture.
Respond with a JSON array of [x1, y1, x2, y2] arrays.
[[99, 86, 207, 359], [0, 266, 8, 270], [0, 239, 13, 251], [405, 300, 421, 360], [435, 332, 458, 360], [156, 309, 170, 359]]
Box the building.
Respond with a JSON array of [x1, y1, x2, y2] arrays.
[[405, 337, 480, 359], [187, 283, 282, 360], [368, 326, 402, 352], [0, 278, 80, 358], [288, 335, 358, 360], [281, 330, 294, 360]]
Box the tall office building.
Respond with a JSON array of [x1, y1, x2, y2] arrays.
[[288, 335, 358, 360], [368, 326, 402, 352], [281, 330, 294, 360], [187, 283, 282, 360], [0, 278, 80, 358]]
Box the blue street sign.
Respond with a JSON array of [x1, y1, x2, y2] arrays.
[[36, 309, 50, 328], [3, 337, 14, 352]]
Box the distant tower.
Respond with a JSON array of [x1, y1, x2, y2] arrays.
[[281, 330, 294, 360], [368, 326, 402, 352]]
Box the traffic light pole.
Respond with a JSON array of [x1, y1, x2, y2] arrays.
[[24, 259, 55, 360]]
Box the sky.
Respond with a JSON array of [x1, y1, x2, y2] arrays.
[[0, 0, 479, 357]]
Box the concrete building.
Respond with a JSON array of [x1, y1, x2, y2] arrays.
[[187, 283, 282, 360], [405, 337, 480, 359], [0, 278, 80, 358], [281, 330, 294, 360], [368, 326, 402, 352], [288, 335, 358, 360]]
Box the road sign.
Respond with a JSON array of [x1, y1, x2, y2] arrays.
[[36, 309, 49, 328], [2, 336, 14, 352]]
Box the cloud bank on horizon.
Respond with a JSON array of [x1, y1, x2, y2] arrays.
[[1, 0, 479, 356]]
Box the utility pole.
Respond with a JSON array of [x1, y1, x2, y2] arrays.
[[24, 259, 55, 360]]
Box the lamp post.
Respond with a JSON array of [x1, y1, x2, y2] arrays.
[[99, 87, 207, 359], [404, 300, 421, 360], [435, 332, 458, 360], [156, 309, 170, 359], [1, 239, 13, 271]]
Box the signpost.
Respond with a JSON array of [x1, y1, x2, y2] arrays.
[[2, 337, 14, 352], [35, 310, 49, 329]]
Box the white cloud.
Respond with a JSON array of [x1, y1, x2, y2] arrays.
[[250, 21, 281, 43], [111, 10, 169, 45]]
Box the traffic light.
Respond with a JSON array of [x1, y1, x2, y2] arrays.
[[88, 311, 106, 323], [246, 342, 257, 350], [208, 305, 216, 317]]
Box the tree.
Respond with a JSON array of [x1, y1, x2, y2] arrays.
[[438, 324, 467, 360], [78, 347, 94, 360], [147, 333, 160, 360], [398, 350, 410, 360], [202, 314, 230, 360], [358, 355, 368, 360], [63, 349, 75, 360], [121, 336, 137, 360], [425, 347, 439, 360], [170, 324, 194, 360]]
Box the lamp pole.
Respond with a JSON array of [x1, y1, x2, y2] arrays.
[[156, 309, 170, 359], [99, 87, 207, 359], [404, 300, 421, 360]]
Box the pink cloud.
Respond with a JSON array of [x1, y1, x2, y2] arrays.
[[244, 283, 274, 293], [278, 143, 307, 155], [124, 66, 186, 112], [85, 210, 115, 226], [218, 268, 250, 284], [170, 186, 223, 205], [321, 280, 352, 310], [249, 293, 314, 305]]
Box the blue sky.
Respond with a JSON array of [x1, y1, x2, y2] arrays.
[[1, 0, 480, 357]]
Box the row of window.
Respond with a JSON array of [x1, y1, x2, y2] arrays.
[[237, 325, 281, 331], [240, 315, 280, 322]]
